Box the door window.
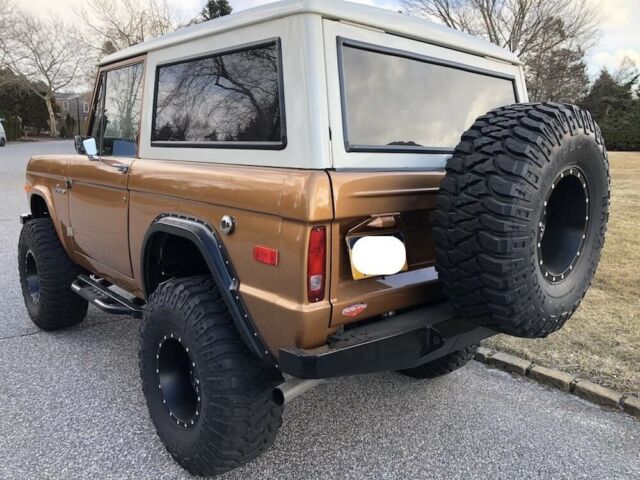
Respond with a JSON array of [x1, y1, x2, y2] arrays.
[[90, 62, 144, 157]]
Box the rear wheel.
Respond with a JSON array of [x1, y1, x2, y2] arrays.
[[18, 218, 88, 330], [434, 103, 609, 338], [398, 345, 478, 379], [0, 137, 5, 146], [139, 275, 283, 477]]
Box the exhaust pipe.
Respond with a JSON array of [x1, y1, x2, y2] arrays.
[[273, 378, 324, 406]]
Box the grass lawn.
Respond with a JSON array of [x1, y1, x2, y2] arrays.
[[484, 152, 640, 397]]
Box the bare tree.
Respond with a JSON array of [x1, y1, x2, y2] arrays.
[[2, 9, 89, 137], [401, 0, 598, 57], [0, 0, 15, 69], [78, 0, 182, 55], [401, 0, 600, 102], [526, 47, 590, 102], [613, 57, 640, 87]]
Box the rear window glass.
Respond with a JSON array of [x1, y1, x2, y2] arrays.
[[339, 40, 517, 152], [152, 41, 285, 148]]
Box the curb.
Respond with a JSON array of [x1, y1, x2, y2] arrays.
[[474, 347, 640, 419]]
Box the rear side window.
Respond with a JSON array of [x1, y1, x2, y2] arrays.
[[152, 40, 285, 149], [339, 39, 517, 153]]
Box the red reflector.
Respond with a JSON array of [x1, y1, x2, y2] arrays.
[[342, 303, 367, 317], [307, 226, 326, 303], [253, 246, 279, 266]]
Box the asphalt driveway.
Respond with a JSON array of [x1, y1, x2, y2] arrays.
[[0, 141, 638, 479]]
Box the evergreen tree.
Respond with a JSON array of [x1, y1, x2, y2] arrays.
[[580, 62, 640, 151], [193, 0, 232, 24], [0, 69, 50, 137]]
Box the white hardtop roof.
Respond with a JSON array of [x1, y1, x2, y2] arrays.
[[100, 0, 521, 66]]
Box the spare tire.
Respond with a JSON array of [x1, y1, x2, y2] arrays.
[[434, 103, 609, 338]]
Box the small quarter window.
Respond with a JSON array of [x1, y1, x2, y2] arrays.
[[339, 39, 517, 153], [152, 40, 285, 149]]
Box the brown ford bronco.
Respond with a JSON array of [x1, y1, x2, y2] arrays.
[[17, 0, 609, 476]]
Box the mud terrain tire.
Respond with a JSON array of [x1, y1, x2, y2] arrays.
[[434, 103, 609, 338], [139, 275, 283, 477], [398, 344, 478, 379], [18, 218, 88, 330]]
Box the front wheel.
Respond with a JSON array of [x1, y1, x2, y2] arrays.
[[139, 275, 283, 477], [18, 218, 88, 330]]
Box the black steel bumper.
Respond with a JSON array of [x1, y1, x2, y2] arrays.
[[279, 302, 494, 379]]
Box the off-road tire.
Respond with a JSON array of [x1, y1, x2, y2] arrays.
[[139, 275, 283, 477], [434, 103, 609, 338], [398, 344, 478, 379], [18, 218, 88, 330]]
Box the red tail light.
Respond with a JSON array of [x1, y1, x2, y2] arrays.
[[307, 226, 326, 302]]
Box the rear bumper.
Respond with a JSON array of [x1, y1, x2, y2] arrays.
[[279, 302, 494, 379]]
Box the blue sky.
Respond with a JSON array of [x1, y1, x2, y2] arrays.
[[24, 0, 640, 77]]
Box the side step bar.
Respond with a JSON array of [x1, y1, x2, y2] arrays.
[[71, 274, 144, 318], [279, 302, 494, 379]]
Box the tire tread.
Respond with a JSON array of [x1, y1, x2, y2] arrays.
[[18, 218, 87, 330], [139, 275, 282, 477], [434, 102, 609, 338]]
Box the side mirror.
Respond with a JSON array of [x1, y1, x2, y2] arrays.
[[74, 135, 100, 160], [83, 138, 98, 157]]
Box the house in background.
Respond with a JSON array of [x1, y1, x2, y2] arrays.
[[55, 92, 92, 137]]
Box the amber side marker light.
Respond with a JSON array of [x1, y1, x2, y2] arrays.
[[307, 226, 326, 303], [24, 184, 32, 193]]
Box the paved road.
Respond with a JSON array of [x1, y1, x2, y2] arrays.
[[0, 141, 638, 479]]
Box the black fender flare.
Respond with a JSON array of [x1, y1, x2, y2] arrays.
[[141, 214, 276, 367]]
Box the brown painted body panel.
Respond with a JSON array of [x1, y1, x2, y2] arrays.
[[25, 155, 446, 355], [327, 170, 445, 327], [25, 156, 74, 255], [68, 157, 135, 277], [25, 155, 139, 294], [127, 159, 335, 352], [25, 155, 444, 356]]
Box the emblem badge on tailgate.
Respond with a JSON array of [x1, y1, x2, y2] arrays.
[[342, 303, 368, 318]]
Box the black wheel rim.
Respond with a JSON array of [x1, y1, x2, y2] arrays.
[[156, 332, 200, 428], [24, 250, 40, 304], [537, 167, 590, 283]]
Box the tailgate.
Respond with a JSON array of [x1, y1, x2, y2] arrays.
[[328, 170, 445, 327]]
